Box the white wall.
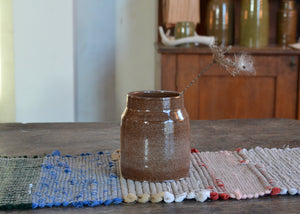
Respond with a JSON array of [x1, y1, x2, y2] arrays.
[[0, 0, 15, 122], [75, 0, 116, 122], [115, 0, 157, 118], [13, 0, 75, 122], [75, 0, 157, 121], [12, 0, 157, 122]]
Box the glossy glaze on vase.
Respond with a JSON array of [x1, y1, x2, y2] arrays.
[[121, 91, 191, 182], [240, 0, 269, 48], [205, 0, 234, 45], [277, 0, 298, 46]]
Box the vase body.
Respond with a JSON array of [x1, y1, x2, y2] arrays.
[[206, 0, 234, 45], [240, 0, 269, 48], [121, 91, 191, 182], [277, 0, 297, 46], [175, 21, 195, 47]]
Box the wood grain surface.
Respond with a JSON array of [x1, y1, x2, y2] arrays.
[[160, 53, 299, 120], [0, 119, 300, 213]]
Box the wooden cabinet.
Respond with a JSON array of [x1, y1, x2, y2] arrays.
[[158, 45, 300, 120], [157, 0, 300, 120]]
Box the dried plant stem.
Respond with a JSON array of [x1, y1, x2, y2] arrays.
[[181, 61, 215, 94], [180, 45, 255, 94]]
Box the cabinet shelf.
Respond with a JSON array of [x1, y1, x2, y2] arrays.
[[156, 43, 300, 55], [158, 0, 300, 46]]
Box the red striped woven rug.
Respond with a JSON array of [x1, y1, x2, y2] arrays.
[[118, 147, 299, 203]]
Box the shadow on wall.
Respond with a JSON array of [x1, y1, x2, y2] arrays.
[[76, 0, 157, 122], [115, 0, 157, 120], [75, 0, 116, 122]]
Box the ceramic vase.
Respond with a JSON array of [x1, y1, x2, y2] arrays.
[[277, 0, 298, 46], [240, 0, 269, 48], [120, 91, 191, 182], [205, 0, 234, 45]]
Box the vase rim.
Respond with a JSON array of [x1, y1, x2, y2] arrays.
[[128, 90, 182, 100]]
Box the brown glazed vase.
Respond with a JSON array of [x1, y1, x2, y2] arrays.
[[277, 0, 298, 46], [120, 91, 191, 182]]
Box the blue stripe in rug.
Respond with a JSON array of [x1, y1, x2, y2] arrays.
[[32, 151, 122, 208]]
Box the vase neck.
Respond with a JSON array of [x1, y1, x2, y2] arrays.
[[280, 0, 295, 10], [126, 91, 184, 111]]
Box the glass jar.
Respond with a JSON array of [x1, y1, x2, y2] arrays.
[[277, 0, 298, 46], [205, 0, 234, 45], [121, 91, 191, 182], [175, 21, 195, 47], [240, 0, 269, 48]]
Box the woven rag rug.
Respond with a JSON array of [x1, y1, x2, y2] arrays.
[[0, 147, 300, 209]]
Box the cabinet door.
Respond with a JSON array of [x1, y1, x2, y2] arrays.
[[161, 54, 298, 120]]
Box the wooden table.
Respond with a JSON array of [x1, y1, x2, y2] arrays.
[[1, 119, 300, 213]]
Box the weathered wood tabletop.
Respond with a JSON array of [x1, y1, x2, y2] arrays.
[[0, 119, 300, 213]]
